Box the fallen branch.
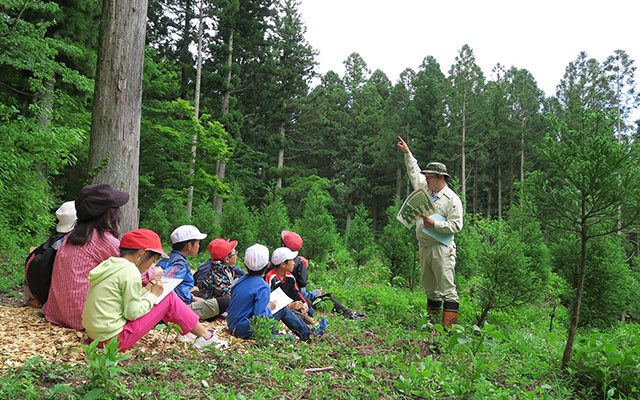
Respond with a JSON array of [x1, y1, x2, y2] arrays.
[[304, 366, 334, 373]]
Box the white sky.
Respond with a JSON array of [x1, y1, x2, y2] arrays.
[[298, 0, 640, 99]]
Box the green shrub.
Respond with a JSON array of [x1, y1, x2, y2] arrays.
[[255, 188, 290, 250], [344, 204, 376, 269], [192, 198, 221, 238], [220, 187, 256, 255], [294, 183, 339, 263], [454, 215, 484, 279], [473, 218, 551, 326], [551, 233, 640, 328], [379, 197, 416, 287]]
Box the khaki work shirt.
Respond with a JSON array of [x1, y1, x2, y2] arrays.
[[404, 152, 464, 247]]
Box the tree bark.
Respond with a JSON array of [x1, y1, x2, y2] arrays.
[[461, 91, 467, 202], [498, 157, 502, 218], [213, 28, 234, 218], [561, 203, 588, 368], [276, 124, 285, 188], [520, 119, 525, 183], [88, 0, 148, 235], [472, 149, 477, 216], [179, 0, 193, 99], [186, 0, 204, 218]]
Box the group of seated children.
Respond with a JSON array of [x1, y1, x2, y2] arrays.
[[33, 183, 359, 351]]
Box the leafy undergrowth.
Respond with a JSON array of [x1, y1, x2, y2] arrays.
[[1, 263, 637, 399]]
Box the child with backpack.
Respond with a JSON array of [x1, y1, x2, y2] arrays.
[[25, 200, 76, 306], [82, 229, 223, 351]]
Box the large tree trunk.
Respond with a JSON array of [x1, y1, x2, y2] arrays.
[[276, 124, 285, 188], [88, 0, 148, 235], [213, 28, 234, 218], [186, 0, 204, 218]]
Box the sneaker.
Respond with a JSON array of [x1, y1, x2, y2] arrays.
[[313, 318, 327, 337], [192, 329, 228, 350], [342, 309, 366, 320], [176, 332, 197, 344]]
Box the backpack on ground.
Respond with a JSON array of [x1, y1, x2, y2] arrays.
[[25, 233, 66, 305]]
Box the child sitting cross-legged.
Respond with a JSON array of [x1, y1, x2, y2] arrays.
[[265, 247, 314, 317], [226, 244, 326, 341], [82, 229, 223, 351]]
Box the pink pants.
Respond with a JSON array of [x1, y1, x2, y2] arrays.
[[99, 292, 199, 351]]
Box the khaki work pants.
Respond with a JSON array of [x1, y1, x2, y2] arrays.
[[420, 244, 458, 303], [188, 298, 220, 320]]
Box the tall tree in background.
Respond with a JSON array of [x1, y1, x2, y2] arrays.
[[603, 49, 639, 140], [267, 0, 316, 189], [88, 0, 149, 234], [444, 45, 485, 206], [506, 67, 544, 188], [482, 64, 510, 217], [207, 0, 274, 214], [554, 51, 614, 128], [186, 0, 207, 217], [335, 53, 372, 231]]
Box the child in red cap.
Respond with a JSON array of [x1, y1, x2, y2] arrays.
[[82, 229, 225, 351], [196, 238, 245, 299]]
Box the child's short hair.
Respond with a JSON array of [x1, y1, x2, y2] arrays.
[[172, 239, 197, 252], [119, 248, 157, 264]]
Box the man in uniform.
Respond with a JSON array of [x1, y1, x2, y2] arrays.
[[397, 136, 464, 328]]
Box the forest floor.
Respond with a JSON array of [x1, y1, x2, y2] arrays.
[[0, 290, 250, 369]]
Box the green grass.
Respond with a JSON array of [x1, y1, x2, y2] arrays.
[[1, 260, 638, 399]]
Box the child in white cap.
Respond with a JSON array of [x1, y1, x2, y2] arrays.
[[156, 225, 228, 329], [25, 200, 78, 306], [227, 244, 327, 341]]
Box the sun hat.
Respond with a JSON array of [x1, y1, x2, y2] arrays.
[[208, 238, 238, 261], [75, 184, 129, 221], [55, 201, 77, 233], [271, 247, 298, 266], [420, 162, 450, 177], [170, 225, 207, 244], [244, 244, 270, 271], [120, 229, 169, 258], [281, 230, 303, 251]]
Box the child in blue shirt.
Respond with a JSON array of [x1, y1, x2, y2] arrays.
[[227, 244, 326, 341], [157, 225, 228, 323]]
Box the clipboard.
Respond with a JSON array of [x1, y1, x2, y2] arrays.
[[421, 214, 454, 247]]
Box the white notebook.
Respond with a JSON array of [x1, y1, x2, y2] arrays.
[[152, 277, 183, 305], [270, 287, 294, 314]]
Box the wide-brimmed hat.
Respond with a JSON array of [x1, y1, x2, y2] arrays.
[[170, 225, 207, 244], [281, 230, 303, 251], [55, 201, 77, 233], [244, 244, 269, 271], [120, 229, 169, 258], [75, 184, 129, 221], [208, 238, 238, 261], [271, 247, 298, 266], [421, 162, 450, 177]]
